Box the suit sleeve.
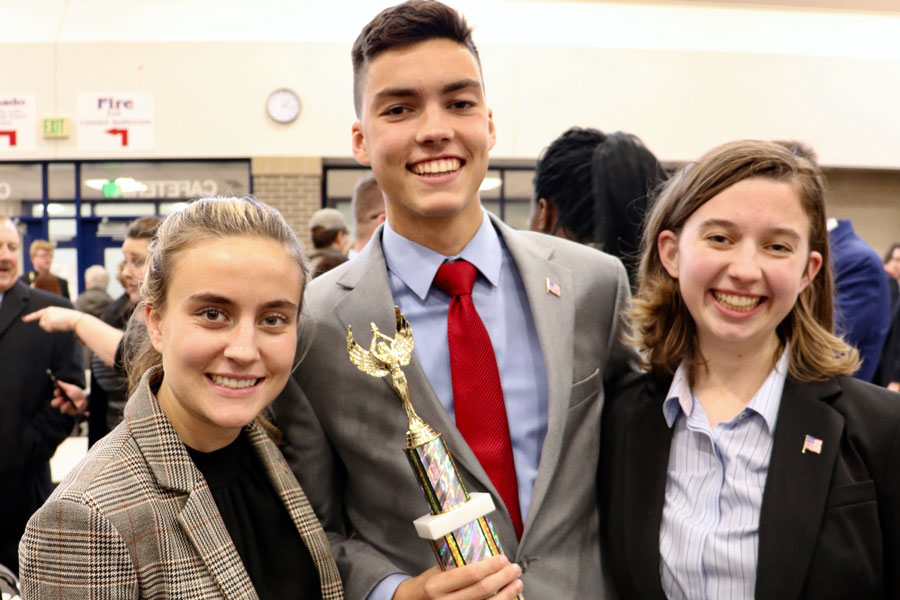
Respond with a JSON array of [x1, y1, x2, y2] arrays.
[[19, 498, 138, 598], [21, 323, 84, 468], [273, 375, 406, 599]]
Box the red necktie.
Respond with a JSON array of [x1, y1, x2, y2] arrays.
[[433, 260, 523, 538]]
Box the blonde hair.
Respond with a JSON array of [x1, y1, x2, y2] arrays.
[[629, 139, 859, 381], [29, 239, 54, 257], [125, 197, 307, 437]]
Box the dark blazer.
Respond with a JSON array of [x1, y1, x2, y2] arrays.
[[20, 270, 70, 300], [0, 280, 83, 573], [600, 372, 900, 599]]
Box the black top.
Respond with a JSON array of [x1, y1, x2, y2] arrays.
[[187, 433, 322, 600]]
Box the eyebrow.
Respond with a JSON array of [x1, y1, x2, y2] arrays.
[[187, 293, 299, 313], [698, 218, 802, 241], [374, 78, 482, 102]]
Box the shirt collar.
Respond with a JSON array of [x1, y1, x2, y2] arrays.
[[662, 346, 790, 431], [381, 210, 502, 300]]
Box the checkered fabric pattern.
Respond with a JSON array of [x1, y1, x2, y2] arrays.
[[19, 367, 343, 599]]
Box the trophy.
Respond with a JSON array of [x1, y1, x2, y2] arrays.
[[347, 307, 523, 598]]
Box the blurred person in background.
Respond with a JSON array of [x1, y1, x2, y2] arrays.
[[530, 127, 666, 286], [876, 242, 900, 391], [21, 239, 70, 300], [0, 216, 83, 575], [23, 216, 161, 445], [348, 173, 386, 259], [308, 208, 349, 278], [30, 271, 62, 296], [74, 264, 113, 366], [74, 264, 112, 319], [883, 242, 900, 283]]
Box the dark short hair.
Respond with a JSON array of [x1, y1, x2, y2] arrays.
[[534, 127, 665, 280], [126, 216, 161, 240], [884, 242, 900, 264], [352, 0, 480, 116], [311, 227, 344, 249]]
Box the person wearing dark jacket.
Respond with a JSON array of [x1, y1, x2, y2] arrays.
[[0, 217, 83, 575], [23, 216, 160, 445], [20, 239, 70, 300], [601, 140, 900, 598]]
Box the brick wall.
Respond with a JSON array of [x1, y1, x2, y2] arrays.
[[0, 200, 22, 217], [251, 156, 322, 254]]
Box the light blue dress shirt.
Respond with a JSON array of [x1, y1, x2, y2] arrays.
[[659, 349, 788, 600], [368, 212, 549, 599]]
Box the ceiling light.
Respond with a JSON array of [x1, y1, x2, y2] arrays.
[[84, 177, 148, 193]]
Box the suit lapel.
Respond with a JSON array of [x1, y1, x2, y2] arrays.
[[756, 377, 844, 599], [127, 368, 256, 600], [333, 230, 484, 475], [0, 280, 28, 338], [493, 217, 575, 535], [332, 225, 521, 543], [622, 378, 671, 598]]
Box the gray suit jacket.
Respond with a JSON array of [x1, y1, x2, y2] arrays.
[[20, 367, 344, 599], [273, 215, 637, 598]]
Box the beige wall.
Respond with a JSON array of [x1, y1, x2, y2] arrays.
[[3, 0, 899, 247], [826, 168, 900, 258], [3, 1, 900, 167]]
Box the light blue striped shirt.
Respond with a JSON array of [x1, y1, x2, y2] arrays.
[[368, 212, 549, 600], [659, 349, 789, 600]]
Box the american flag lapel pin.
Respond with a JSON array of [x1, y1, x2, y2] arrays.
[[545, 277, 561, 297], [802, 434, 823, 454]]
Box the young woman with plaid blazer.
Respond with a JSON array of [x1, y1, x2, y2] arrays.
[[19, 197, 343, 599]]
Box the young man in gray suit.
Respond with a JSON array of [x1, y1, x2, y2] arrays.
[[273, 2, 638, 598]]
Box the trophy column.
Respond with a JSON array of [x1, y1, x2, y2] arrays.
[[347, 307, 524, 599], [406, 434, 505, 569]]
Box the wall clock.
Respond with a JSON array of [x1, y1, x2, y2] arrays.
[[266, 88, 301, 124]]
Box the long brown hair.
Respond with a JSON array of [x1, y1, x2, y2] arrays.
[[628, 139, 859, 381]]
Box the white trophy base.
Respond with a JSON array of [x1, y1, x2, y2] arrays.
[[412, 492, 497, 541]]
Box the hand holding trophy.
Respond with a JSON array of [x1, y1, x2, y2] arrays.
[[347, 307, 524, 599]]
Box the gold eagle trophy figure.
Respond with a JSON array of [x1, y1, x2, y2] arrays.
[[347, 307, 522, 597]]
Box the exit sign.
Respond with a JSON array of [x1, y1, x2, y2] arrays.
[[42, 118, 70, 138]]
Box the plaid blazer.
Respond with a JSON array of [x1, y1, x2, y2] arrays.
[[19, 367, 343, 599]]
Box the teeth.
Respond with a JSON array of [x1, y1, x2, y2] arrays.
[[210, 375, 259, 389], [412, 158, 461, 175], [715, 292, 761, 312]]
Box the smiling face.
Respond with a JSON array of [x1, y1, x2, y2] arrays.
[[121, 237, 150, 303], [0, 219, 20, 293], [146, 235, 302, 451], [658, 177, 823, 358], [351, 38, 495, 248]]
